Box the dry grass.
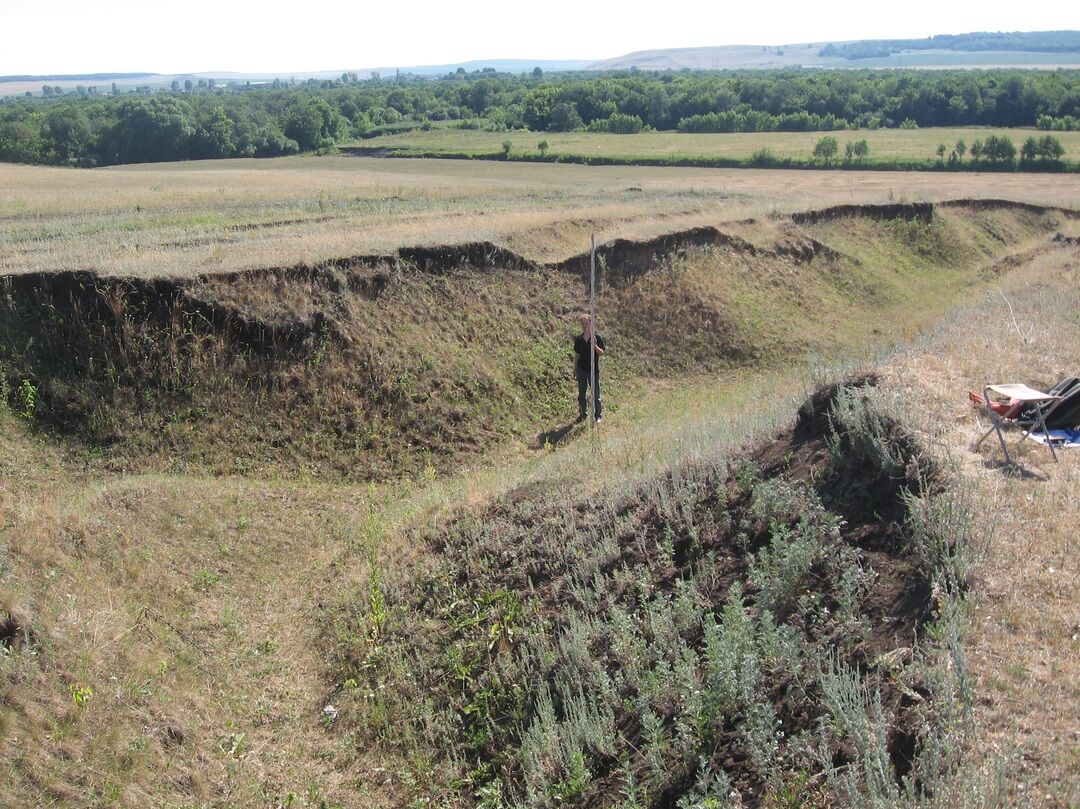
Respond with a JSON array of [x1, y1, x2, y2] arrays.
[[0, 460, 371, 804], [364, 127, 1080, 162], [1, 160, 1078, 806], [2, 155, 1079, 278], [878, 242, 1080, 806]]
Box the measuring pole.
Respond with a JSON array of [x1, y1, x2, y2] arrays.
[[589, 234, 597, 426]]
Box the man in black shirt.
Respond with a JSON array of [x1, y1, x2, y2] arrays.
[[573, 313, 606, 423]]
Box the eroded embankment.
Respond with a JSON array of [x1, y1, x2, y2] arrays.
[[327, 377, 964, 808], [0, 199, 1072, 477]]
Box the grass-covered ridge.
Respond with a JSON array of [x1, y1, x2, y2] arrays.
[[328, 377, 972, 807]]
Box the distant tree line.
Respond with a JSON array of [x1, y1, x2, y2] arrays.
[[928, 133, 1066, 167], [1, 68, 1078, 167], [819, 31, 1080, 60], [1037, 114, 1080, 131]]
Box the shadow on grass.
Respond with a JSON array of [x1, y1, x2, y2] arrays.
[[979, 456, 1052, 481], [534, 420, 583, 450]]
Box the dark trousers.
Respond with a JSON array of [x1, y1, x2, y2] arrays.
[[577, 368, 602, 419]]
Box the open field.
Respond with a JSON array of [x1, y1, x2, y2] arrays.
[[356, 127, 1080, 164], [1, 152, 1079, 807], [3, 156, 1080, 277], [3, 233, 1078, 807]]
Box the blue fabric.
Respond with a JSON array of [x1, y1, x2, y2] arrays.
[[1029, 428, 1080, 448]]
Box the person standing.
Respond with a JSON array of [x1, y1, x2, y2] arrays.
[[573, 313, 606, 423]]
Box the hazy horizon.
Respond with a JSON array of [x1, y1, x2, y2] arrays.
[[1, 0, 1075, 76]]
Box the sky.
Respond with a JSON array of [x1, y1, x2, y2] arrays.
[[0, 0, 1076, 75]]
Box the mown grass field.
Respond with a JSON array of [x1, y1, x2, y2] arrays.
[[2, 156, 1080, 277], [356, 127, 1080, 164]]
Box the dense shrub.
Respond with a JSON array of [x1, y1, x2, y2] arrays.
[[1037, 114, 1080, 131], [586, 112, 644, 133], [678, 108, 849, 133]]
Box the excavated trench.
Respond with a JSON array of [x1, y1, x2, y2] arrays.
[[3, 199, 1070, 354], [2, 197, 1075, 806], [0, 198, 1074, 477]]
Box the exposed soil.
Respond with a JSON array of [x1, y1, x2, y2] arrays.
[[752, 377, 936, 653], [791, 202, 933, 225], [0, 608, 33, 651]]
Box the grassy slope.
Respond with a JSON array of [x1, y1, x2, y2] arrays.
[[590, 45, 1080, 71], [1, 207, 1078, 807], [1, 205, 1068, 482], [355, 128, 1080, 165]]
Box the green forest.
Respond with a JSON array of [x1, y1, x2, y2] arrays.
[[1, 68, 1079, 167]]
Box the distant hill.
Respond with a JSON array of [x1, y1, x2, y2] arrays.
[[589, 30, 1080, 71], [588, 44, 833, 71], [366, 59, 591, 76], [0, 72, 155, 82], [0, 61, 591, 97], [4, 30, 1078, 99]]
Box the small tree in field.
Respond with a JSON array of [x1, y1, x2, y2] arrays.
[[502, 139, 512, 159], [936, 143, 947, 162], [813, 136, 838, 163], [981, 135, 1016, 165], [843, 139, 870, 164], [970, 139, 983, 162], [1020, 137, 1038, 163], [954, 138, 966, 162], [538, 140, 549, 157], [1038, 135, 1065, 162]]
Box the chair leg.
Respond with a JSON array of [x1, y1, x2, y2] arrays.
[[972, 424, 996, 450], [1034, 404, 1058, 463], [985, 386, 1012, 466]]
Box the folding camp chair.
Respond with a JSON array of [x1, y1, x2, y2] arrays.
[[969, 376, 1080, 423], [971, 383, 1062, 465]]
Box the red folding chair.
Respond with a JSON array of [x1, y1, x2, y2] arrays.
[[970, 383, 1061, 465]]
